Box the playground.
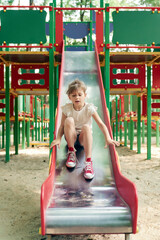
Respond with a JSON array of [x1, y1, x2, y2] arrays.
[[0, 143, 159, 240], [0, 1, 160, 240]]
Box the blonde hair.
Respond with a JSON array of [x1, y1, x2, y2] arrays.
[[66, 79, 87, 96]]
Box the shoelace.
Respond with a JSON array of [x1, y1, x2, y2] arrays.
[[67, 151, 76, 162], [85, 161, 92, 172]]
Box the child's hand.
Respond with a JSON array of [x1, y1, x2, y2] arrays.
[[50, 138, 61, 149], [104, 139, 120, 148]]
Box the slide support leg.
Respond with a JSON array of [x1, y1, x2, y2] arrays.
[[125, 233, 131, 240]]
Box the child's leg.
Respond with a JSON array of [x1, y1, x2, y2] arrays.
[[79, 125, 94, 179], [79, 124, 93, 159], [64, 117, 77, 168], [64, 117, 77, 148]]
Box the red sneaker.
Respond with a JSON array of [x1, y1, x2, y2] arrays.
[[66, 147, 77, 168], [84, 159, 94, 180]]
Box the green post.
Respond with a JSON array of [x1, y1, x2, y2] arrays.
[[22, 96, 25, 149], [90, 1, 93, 51], [31, 98, 34, 141], [5, 64, 10, 162], [0, 122, 1, 149], [56, 65, 59, 107], [105, 3, 110, 111], [142, 119, 145, 144], [2, 122, 5, 148], [14, 122, 15, 146], [156, 120, 159, 147], [101, 66, 105, 87], [49, 2, 55, 147], [124, 117, 127, 146], [54, 0, 58, 111], [54, 67, 57, 109], [31, 120, 34, 141], [38, 121, 40, 141], [130, 119, 134, 150], [0, 48, 2, 149], [147, 65, 151, 159], [128, 121, 130, 141], [100, 0, 104, 61], [41, 97, 44, 142], [87, 35, 89, 51], [119, 98, 122, 144], [2, 99, 5, 148], [115, 96, 118, 141], [64, 34, 66, 50], [110, 101, 112, 122], [112, 122, 115, 139], [19, 122, 21, 144], [100, 0, 104, 7], [130, 96, 134, 150], [137, 96, 141, 153], [15, 96, 19, 154], [35, 96, 37, 141], [110, 101, 114, 138], [26, 119, 30, 147]]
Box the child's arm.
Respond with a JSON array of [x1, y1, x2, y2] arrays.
[[50, 113, 67, 149], [92, 111, 119, 148]]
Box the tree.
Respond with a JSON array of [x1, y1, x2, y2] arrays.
[[109, 0, 140, 7], [42, 0, 50, 5], [109, 0, 160, 7], [0, 0, 14, 5], [63, 0, 98, 22], [139, 0, 160, 7]]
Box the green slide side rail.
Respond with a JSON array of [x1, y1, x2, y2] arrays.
[[0, 10, 47, 44], [112, 11, 160, 45]]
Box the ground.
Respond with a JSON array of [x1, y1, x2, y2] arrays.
[[0, 141, 159, 240]]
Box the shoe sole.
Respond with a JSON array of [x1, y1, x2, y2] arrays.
[[84, 174, 94, 180], [66, 163, 76, 168]]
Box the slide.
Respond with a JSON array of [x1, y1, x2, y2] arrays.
[[41, 42, 138, 237]]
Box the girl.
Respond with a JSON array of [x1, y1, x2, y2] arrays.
[[50, 79, 119, 180]]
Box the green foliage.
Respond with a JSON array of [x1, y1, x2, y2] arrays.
[[42, 0, 50, 5], [33, 0, 50, 5], [0, 0, 14, 5], [63, 0, 92, 22], [139, 0, 160, 6], [109, 0, 140, 7], [109, 0, 160, 7]]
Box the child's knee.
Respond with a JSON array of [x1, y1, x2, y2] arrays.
[[64, 117, 75, 127], [81, 124, 91, 134]]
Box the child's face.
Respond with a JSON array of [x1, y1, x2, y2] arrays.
[[69, 88, 86, 109]]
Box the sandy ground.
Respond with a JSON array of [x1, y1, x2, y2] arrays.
[[0, 141, 160, 240]]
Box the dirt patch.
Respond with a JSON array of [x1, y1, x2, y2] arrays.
[[0, 143, 159, 240]]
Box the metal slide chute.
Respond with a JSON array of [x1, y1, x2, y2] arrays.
[[41, 42, 138, 238]]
